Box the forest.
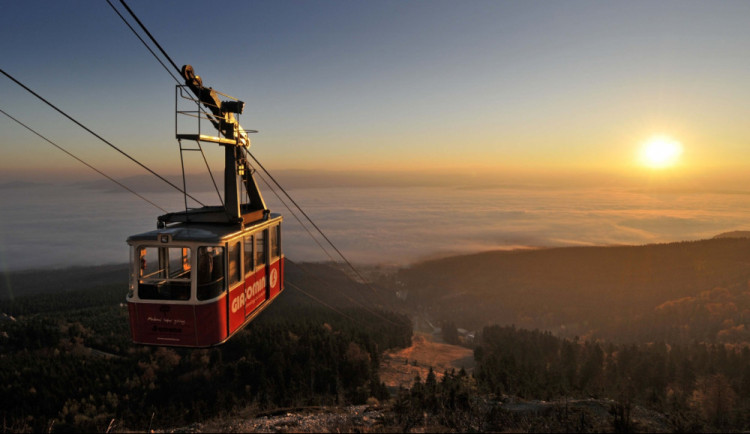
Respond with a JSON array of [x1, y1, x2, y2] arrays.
[[389, 325, 750, 432], [473, 325, 750, 430], [4, 238, 750, 432], [0, 263, 411, 432]]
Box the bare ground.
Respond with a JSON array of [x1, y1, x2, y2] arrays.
[[379, 332, 474, 390]]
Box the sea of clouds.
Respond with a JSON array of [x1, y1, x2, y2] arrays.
[[2, 181, 750, 271]]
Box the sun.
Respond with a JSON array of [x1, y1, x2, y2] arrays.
[[640, 135, 683, 169]]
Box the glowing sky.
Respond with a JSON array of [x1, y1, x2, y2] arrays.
[[2, 0, 750, 182]]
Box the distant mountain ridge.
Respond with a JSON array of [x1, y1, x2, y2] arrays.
[[713, 230, 750, 239], [397, 237, 750, 343]]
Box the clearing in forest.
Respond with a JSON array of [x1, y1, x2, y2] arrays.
[[379, 332, 474, 390]]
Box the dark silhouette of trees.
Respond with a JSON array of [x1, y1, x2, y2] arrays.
[[0, 279, 411, 432], [473, 325, 750, 431], [441, 320, 460, 344]]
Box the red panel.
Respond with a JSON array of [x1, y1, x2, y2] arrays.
[[244, 266, 267, 315], [228, 283, 245, 333], [127, 302, 138, 341], [195, 296, 228, 346], [129, 302, 198, 347], [269, 259, 282, 298]]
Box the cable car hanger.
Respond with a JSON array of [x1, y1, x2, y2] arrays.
[[126, 65, 285, 348], [159, 64, 266, 227]]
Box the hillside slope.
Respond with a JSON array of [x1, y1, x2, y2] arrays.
[[397, 238, 750, 342]]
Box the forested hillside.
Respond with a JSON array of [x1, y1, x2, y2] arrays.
[[6, 239, 750, 432], [0, 263, 129, 300], [398, 238, 750, 343], [470, 325, 750, 431], [387, 325, 750, 432], [0, 262, 411, 432]]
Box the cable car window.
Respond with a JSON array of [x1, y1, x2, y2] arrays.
[[244, 235, 253, 277], [228, 241, 241, 286], [270, 225, 280, 260], [255, 230, 266, 268], [140, 246, 163, 279], [138, 246, 191, 301], [197, 246, 225, 301], [168, 247, 191, 279]]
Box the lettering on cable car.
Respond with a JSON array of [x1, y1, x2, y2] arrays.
[[145, 316, 186, 326], [230, 275, 267, 314], [247, 275, 267, 304], [231, 293, 244, 314], [146, 315, 186, 333]]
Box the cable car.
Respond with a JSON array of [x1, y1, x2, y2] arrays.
[[126, 65, 284, 347]]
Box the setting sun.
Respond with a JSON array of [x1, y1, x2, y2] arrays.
[[640, 135, 683, 169]]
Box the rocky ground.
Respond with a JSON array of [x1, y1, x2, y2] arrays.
[[143, 334, 678, 433], [163, 405, 388, 433], [153, 397, 676, 433]]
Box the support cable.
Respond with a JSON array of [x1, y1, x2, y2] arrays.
[[284, 260, 403, 326], [0, 68, 205, 207], [253, 164, 403, 325], [107, 1, 225, 208], [117, 0, 182, 77], [200, 143, 225, 209], [245, 150, 389, 299], [254, 169, 335, 262], [107, 1, 402, 321], [0, 108, 167, 213], [258, 167, 401, 326], [105, 0, 181, 84], [285, 281, 360, 325]]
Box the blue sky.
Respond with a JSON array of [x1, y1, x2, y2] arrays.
[[5, 1, 750, 269], [2, 0, 750, 183]]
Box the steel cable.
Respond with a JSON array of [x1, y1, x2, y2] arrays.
[[117, 0, 183, 77], [0, 68, 206, 207], [107, 2, 403, 324], [106, 0, 181, 84], [0, 108, 168, 213], [245, 150, 399, 308], [254, 168, 404, 326]]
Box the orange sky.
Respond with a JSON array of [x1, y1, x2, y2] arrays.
[[2, 1, 750, 190]]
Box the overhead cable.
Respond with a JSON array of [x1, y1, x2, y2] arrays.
[[254, 169, 403, 325], [245, 150, 387, 298], [106, 0, 181, 84], [106, 2, 401, 320], [0, 68, 205, 207], [284, 281, 361, 325], [107, 0, 225, 208], [1, 108, 168, 213], [117, 0, 183, 77], [254, 169, 334, 261]]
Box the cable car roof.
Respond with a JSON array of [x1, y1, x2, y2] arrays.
[[127, 213, 281, 244]]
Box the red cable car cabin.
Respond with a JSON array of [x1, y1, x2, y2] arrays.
[[127, 217, 284, 347], [126, 64, 284, 347]]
